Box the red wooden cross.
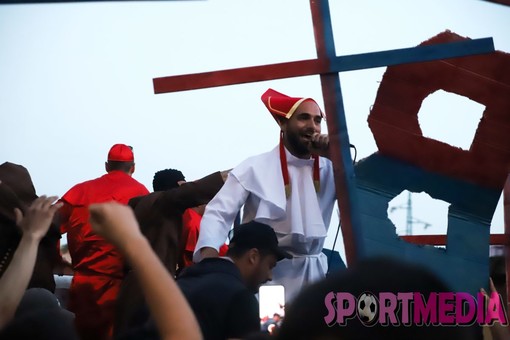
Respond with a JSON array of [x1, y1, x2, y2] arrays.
[[153, 0, 495, 265]]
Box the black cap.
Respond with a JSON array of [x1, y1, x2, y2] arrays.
[[229, 221, 292, 261]]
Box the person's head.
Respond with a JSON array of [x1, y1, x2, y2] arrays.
[[1, 288, 77, 340], [152, 169, 186, 191], [261, 88, 324, 159], [227, 221, 292, 292], [277, 256, 480, 340], [0, 162, 60, 292], [105, 144, 135, 175], [278, 100, 323, 159]]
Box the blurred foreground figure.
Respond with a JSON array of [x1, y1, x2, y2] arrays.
[[0, 187, 78, 339], [277, 257, 482, 340], [88, 202, 202, 340], [0, 288, 77, 340], [0, 162, 62, 293]]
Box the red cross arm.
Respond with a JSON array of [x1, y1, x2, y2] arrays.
[[153, 38, 494, 95], [153, 59, 327, 94]]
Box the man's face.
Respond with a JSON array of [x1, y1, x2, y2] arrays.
[[247, 252, 278, 292], [280, 100, 323, 158]]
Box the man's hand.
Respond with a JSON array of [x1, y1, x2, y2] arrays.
[[89, 202, 144, 251], [14, 195, 62, 242], [308, 133, 330, 158], [220, 169, 232, 182], [481, 277, 510, 339]]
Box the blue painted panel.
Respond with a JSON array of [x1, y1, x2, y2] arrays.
[[329, 38, 495, 73], [322, 248, 347, 274], [353, 153, 500, 295]]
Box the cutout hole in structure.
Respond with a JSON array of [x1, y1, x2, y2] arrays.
[[388, 190, 449, 237], [418, 90, 485, 151]]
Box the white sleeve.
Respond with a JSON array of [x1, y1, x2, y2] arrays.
[[193, 174, 249, 262]]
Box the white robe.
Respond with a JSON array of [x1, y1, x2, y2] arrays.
[[194, 145, 337, 302]]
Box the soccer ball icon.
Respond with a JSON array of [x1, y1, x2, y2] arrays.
[[357, 292, 378, 325]]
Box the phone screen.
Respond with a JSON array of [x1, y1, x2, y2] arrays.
[[259, 284, 285, 334]]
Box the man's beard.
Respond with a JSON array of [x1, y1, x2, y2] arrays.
[[285, 131, 310, 157]]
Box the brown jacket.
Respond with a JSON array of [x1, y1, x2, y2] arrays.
[[114, 171, 225, 336]]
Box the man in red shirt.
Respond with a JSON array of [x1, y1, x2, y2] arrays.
[[59, 144, 149, 340]]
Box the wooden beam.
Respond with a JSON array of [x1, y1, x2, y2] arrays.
[[329, 37, 494, 72], [482, 0, 510, 7], [154, 59, 327, 94], [310, 0, 360, 265], [401, 233, 510, 246], [153, 38, 494, 94]]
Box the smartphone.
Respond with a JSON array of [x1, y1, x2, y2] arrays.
[[259, 284, 285, 333]]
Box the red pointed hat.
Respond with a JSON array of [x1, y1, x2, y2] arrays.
[[107, 144, 134, 162], [261, 89, 322, 197], [261, 88, 323, 121]]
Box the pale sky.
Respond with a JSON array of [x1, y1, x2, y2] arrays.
[[1, 0, 509, 261]]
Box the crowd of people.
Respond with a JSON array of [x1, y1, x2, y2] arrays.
[[0, 88, 508, 340]]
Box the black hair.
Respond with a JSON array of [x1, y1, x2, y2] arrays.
[[152, 169, 186, 191]]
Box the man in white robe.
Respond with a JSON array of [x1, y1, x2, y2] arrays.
[[194, 88, 337, 302]]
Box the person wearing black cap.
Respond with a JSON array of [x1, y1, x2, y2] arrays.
[[175, 221, 291, 340]]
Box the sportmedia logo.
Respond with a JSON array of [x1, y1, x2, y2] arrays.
[[324, 291, 509, 327]]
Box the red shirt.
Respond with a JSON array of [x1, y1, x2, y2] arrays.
[[60, 170, 149, 276], [181, 208, 228, 268], [59, 171, 148, 338]]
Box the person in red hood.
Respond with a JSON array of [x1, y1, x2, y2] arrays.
[[59, 144, 149, 340]]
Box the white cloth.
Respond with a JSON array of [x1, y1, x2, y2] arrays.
[[194, 145, 337, 302]]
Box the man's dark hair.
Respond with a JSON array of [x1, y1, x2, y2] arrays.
[[106, 161, 134, 173], [152, 169, 186, 191]]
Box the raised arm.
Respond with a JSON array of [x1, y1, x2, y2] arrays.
[[157, 171, 227, 214], [88, 202, 202, 340], [194, 174, 249, 262], [0, 193, 62, 330]]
